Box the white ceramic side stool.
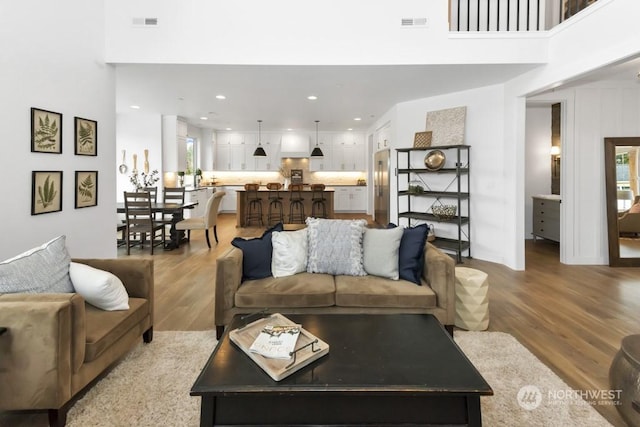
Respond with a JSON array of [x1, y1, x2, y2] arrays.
[[454, 267, 490, 331]]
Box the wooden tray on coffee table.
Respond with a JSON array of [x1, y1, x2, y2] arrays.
[[229, 313, 330, 381]]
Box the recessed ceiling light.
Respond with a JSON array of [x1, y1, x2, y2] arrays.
[[347, 128, 353, 131], [200, 116, 208, 120], [286, 128, 293, 131], [226, 127, 232, 131], [354, 117, 361, 121], [216, 95, 226, 100], [307, 95, 318, 100], [130, 105, 140, 109]]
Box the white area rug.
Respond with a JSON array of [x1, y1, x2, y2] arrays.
[[456, 331, 611, 426], [58, 330, 611, 426]]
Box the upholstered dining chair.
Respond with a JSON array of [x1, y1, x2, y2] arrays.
[[176, 191, 226, 248], [123, 191, 166, 255]]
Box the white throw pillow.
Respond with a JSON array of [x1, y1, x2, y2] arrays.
[[0, 235, 74, 294], [271, 229, 308, 277], [362, 227, 404, 280], [69, 262, 130, 311]]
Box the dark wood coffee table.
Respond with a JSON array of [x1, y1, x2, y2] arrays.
[[191, 314, 493, 426]]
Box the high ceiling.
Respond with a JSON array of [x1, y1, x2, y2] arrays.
[[116, 57, 640, 133], [116, 64, 539, 133]]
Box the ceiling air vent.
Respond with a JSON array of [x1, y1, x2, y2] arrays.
[[132, 17, 159, 27], [401, 17, 427, 27]]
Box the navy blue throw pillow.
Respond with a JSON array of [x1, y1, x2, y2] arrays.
[[387, 223, 428, 285], [231, 223, 284, 281]]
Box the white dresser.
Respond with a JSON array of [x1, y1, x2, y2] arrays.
[[532, 195, 561, 242]]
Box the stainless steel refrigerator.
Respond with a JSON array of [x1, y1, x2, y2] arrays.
[[374, 149, 390, 227]]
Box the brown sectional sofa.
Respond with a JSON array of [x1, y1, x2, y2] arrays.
[[0, 258, 154, 427], [215, 242, 456, 339]]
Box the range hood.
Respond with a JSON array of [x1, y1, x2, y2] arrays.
[[280, 133, 310, 158]]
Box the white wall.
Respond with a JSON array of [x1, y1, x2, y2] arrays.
[[104, 0, 546, 65], [525, 106, 553, 239], [373, 84, 508, 264], [0, 1, 116, 261], [116, 112, 163, 200]]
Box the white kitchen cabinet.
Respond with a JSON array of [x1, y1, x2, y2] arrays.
[[254, 139, 280, 171], [376, 122, 391, 150], [332, 133, 365, 171], [309, 139, 332, 171], [216, 134, 252, 171], [219, 186, 241, 212], [334, 186, 367, 212], [162, 116, 188, 172]]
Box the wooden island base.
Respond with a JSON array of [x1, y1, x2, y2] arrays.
[[236, 187, 335, 226]]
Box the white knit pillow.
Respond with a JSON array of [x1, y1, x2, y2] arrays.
[[306, 218, 367, 276], [271, 229, 308, 277]]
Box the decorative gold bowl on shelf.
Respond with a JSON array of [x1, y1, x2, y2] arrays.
[[424, 150, 446, 171]]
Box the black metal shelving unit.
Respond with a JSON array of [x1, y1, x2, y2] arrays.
[[396, 145, 471, 262]]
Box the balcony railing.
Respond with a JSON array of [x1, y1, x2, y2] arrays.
[[450, 0, 598, 32]]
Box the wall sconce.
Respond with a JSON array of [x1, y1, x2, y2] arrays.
[[550, 146, 561, 156]]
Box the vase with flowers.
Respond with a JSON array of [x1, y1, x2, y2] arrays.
[[130, 169, 160, 191], [279, 166, 291, 189]]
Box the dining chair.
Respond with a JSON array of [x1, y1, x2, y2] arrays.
[[123, 191, 166, 255], [161, 187, 186, 225], [142, 187, 158, 202], [176, 191, 226, 248]]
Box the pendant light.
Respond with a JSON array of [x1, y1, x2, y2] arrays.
[[310, 120, 324, 157], [253, 119, 267, 157]]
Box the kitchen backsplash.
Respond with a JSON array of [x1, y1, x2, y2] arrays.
[[200, 158, 367, 186]]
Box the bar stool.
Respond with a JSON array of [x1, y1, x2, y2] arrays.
[[266, 182, 284, 225], [310, 183, 328, 218], [288, 183, 306, 223], [244, 183, 263, 226]]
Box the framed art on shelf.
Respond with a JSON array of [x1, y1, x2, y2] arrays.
[[74, 117, 97, 156], [31, 108, 62, 154], [31, 171, 63, 215], [75, 170, 98, 208]]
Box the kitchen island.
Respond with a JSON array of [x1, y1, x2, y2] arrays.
[[236, 186, 335, 226]]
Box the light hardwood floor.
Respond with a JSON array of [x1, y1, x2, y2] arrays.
[[2, 213, 637, 426]]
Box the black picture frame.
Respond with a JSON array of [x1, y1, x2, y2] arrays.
[[31, 171, 63, 215], [31, 108, 62, 154], [75, 170, 98, 208], [74, 117, 97, 156]]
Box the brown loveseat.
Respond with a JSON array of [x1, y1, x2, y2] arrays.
[[215, 242, 455, 339], [0, 258, 154, 427]]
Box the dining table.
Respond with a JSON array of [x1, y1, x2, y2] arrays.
[[116, 201, 197, 250]]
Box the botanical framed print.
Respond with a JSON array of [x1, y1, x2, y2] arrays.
[[31, 171, 63, 215], [31, 108, 62, 153], [75, 171, 98, 208], [74, 117, 97, 156]]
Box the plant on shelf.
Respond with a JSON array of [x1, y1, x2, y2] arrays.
[[408, 184, 424, 194], [177, 171, 185, 187]]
